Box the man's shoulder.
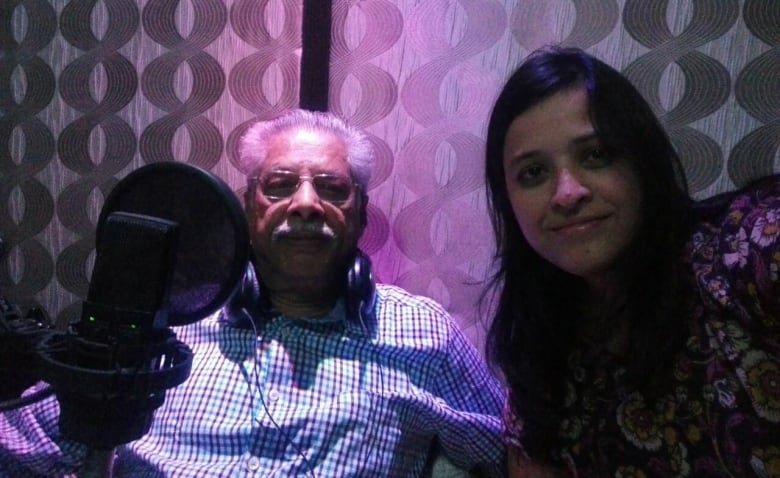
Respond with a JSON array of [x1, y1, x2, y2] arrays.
[[374, 283, 449, 316], [371, 283, 458, 345]]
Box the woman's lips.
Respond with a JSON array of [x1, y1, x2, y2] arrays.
[[550, 215, 609, 236]]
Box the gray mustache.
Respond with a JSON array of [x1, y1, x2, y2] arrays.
[[272, 221, 336, 240]]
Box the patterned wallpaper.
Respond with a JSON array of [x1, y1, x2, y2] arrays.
[[2, 0, 778, 349]]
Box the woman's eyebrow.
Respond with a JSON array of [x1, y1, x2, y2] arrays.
[[571, 132, 600, 146]]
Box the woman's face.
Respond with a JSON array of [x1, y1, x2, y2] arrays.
[[501, 87, 643, 290]]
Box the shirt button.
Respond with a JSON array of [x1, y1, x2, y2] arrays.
[[246, 455, 260, 471], [267, 389, 280, 402]]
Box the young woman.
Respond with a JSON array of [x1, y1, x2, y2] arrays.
[[485, 46, 780, 477]]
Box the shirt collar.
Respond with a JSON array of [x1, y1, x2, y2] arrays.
[[229, 296, 375, 339]]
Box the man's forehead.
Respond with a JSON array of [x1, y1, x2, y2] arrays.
[[287, 128, 326, 143], [261, 128, 349, 171], [275, 127, 342, 147]]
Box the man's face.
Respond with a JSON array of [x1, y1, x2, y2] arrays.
[[245, 128, 365, 289]]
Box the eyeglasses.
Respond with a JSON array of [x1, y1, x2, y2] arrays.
[[251, 170, 357, 205]]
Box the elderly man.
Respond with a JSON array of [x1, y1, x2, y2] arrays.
[[0, 109, 504, 477]]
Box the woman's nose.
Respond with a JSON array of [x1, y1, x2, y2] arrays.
[[551, 168, 591, 209]]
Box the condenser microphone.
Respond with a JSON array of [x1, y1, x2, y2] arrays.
[[4, 161, 249, 448], [78, 211, 178, 345], [37, 211, 193, 447]]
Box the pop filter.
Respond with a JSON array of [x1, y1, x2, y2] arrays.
[[32, 162, 250, 448], [96, 161, 250, 326]]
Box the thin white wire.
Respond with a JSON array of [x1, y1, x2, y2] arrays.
[[244, 308, 317, 478]]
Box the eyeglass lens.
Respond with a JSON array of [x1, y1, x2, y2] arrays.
[[259, 171, 353, 204]]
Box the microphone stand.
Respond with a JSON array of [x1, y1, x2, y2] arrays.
[[80, 448, 117, 478], [36, 325, 193, 477]]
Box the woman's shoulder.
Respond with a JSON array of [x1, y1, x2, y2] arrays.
[[691, 174, 780, 227], [690, 174, 780, 252], [687, 174, 780, 328]]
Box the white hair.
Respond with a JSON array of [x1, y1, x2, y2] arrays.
[[238, 109, 374, 190]]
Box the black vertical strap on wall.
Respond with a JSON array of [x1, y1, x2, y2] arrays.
[[299, 0, 332, 112]]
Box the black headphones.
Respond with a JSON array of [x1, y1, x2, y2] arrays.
[[223, 250, 377, 334]]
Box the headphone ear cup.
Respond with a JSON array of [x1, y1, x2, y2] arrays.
[[346, 250, 376, 329], [225, 254, 374, 330], [224, 260, 262, 328]]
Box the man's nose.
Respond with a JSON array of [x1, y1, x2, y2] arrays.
[[551, 168, 591, 209], [287, 179, 325, 219]]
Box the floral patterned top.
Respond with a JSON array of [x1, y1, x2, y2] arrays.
[[504, 176, 780, 477]]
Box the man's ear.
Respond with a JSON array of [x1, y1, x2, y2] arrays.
[[358, 190, 368, 231], [244, 188, 256, 221]]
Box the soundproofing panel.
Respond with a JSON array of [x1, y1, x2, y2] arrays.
[[2, 0, 778, 349]]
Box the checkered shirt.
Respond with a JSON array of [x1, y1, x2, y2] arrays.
[[1, 284, 505, 477]]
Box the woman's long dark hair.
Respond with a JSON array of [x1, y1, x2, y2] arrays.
[[484, 46, 693, 461]]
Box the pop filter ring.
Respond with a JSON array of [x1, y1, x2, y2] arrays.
[[32, 162, 250, 447], [96, 161, 250, 326]]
